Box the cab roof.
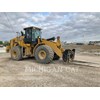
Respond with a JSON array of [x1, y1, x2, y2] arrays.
[[24, 26, 42, 30]]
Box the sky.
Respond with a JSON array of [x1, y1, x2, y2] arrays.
[[0, 12, 100, 43]]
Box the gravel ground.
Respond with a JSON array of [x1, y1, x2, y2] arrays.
[[0, 52, 100, 87], [0, 47, 6, 53]]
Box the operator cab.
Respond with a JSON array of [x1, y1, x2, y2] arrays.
[[24, 26, 42, 44]]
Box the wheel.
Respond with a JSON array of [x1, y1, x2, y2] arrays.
[[53, 53, 60, 60], [35, 45, 54, 64], [11, 46, 22, 61]]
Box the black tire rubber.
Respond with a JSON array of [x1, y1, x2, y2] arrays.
[[11, 46, 22, 61], [35, 45, 54, 64], [53, 53, 60, 60]]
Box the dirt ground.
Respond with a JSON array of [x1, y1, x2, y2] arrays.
[[0, 51, 100, 87]]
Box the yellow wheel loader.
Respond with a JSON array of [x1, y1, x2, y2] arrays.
[[6, 26, 75, 64]]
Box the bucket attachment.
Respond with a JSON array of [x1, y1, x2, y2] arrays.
[[62, 49, 75, 63]]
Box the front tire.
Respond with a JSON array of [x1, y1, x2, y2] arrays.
[[11, 46, 22, 61], [35, 45, 54, 64]]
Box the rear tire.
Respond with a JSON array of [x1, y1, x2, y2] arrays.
[[35, 45, 54, 64], [11, 46, 22, 61]]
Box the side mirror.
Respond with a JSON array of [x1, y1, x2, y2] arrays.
[[21, 31, 24, 36]]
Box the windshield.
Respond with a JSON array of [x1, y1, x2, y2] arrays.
[[35, 30, 41, 38], [32, 29, 41, 41]]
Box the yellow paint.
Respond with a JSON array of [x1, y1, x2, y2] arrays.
[[6, 35, 64, 58]]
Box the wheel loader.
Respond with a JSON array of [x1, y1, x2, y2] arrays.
[[6, 26, 75, 64]]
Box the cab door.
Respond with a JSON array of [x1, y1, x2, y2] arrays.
[[24, 29, 32, 43]]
